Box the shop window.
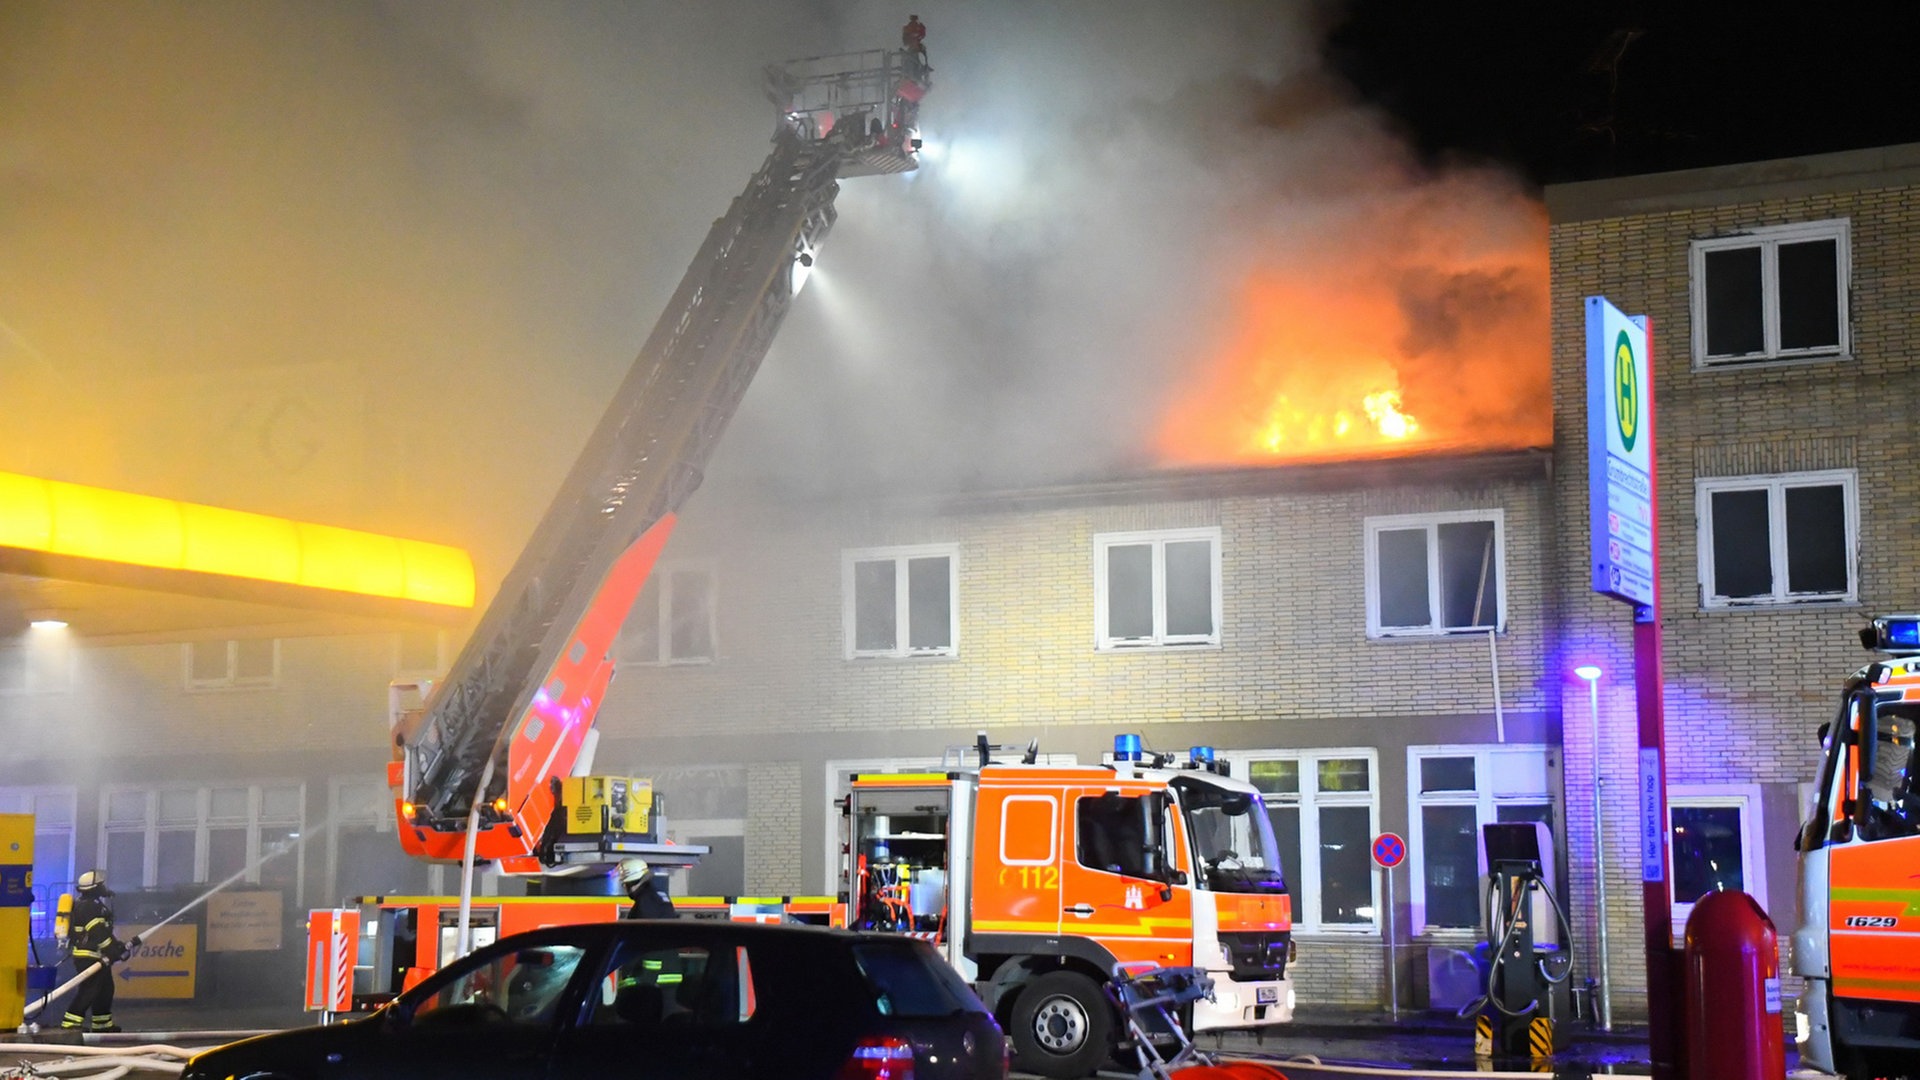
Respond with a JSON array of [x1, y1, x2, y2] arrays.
[[1407, 745, 1554, 933], [1669, 784, 1767, 932], [1224, 749, 1379, 934]]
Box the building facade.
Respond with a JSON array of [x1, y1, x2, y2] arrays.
[[1546, 142, 1920, 1015]]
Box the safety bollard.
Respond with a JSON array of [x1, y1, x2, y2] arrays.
[[1683, 889, 1784, 1080]]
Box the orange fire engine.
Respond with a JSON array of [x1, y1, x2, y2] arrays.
[[842, 736, 1294, 1078], [1792, 615, 1920, 1079]]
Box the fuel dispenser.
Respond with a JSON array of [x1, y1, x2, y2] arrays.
[[1474, 821, 1573, 1065], [0, 813, 31, 1030]]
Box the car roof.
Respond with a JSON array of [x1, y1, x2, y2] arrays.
[[479, 919, 924, 954]]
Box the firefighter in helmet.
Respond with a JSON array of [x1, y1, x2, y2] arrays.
[[65, 870, 129, 1032], [617, 858, 677, 919]]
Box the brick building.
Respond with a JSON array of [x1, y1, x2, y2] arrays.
[[1545, 142, 1920, 1014]]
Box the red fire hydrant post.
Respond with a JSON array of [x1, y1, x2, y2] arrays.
[[1683, 889, 1785, 1080]]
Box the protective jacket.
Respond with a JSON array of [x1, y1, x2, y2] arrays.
[[70, 893, 126, 963], [623, 877, 678, 919]]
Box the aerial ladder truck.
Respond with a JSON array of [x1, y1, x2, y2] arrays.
[[304, 48, 928, 1013], [1793, 615, 1920, 1079]]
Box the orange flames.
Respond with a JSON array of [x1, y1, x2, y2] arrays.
[[1157, 194, 1552, 467]]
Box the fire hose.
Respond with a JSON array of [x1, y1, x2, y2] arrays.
[[0, 1042, 195, 1080]]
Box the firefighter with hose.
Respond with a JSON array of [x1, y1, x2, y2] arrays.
[[62, 870, 129, 1032]]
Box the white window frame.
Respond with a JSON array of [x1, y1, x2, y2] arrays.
[[1668, 783, 1767, 937], [1689, 218, 1851, 368], [1219, 747, 1380, 936], [0, 645, 72, 695], [621, 560, 721, 665], [184, 639, 280, 690], [1695, 470, 1858, 608], [1405, 744, 1553, 936], [98, 782, 306, 902], [648, 764, 749, 899], [1364, 510, 1507, 639], [1093, 527, 1222, 651], [842, 544, 960, 659], [392, 629, 449, 679]]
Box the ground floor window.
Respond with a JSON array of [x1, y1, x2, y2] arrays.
[[1406, 745, 1554, 934], [327, 778, 444, 903], [1220, 749, 1379, 934], [1669, 783, 1767, 933], [100, 782, 305, 902], [0, 786, 76, 938], [648, 766, 749, 899]]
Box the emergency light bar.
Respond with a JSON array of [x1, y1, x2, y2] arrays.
[[1113, 734, 1144, 762], [1862, 615, 1920, 654]]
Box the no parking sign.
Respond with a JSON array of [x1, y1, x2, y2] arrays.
[[1371, 832, 1406, 870]]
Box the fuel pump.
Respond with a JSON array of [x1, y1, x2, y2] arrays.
[[1473, 821, 1573, 1065]]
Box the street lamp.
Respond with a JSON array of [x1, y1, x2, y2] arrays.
[[1576, 663, 1613, 1032]]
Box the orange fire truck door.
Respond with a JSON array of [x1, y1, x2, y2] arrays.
[[1057, 786, 1193, 968]]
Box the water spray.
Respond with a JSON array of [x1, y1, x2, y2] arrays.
[[22, 826, 319, 1027]]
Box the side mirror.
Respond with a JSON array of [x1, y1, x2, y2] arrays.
[[1140, 792, 1169, 881], [1818, 720, 1832, 744]]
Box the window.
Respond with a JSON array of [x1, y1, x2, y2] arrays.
[[843, 544, 957, 658], [588, 944, 749, 1029], [649, 766, 748, 899], [1094, 528, 1221, 650], [328, 778, 444, 902], [1669, 785, 1767, 933], [418, 943, 587, 1027], [1224, 749, 1378, 933], [394, 630, 447, 677], [0, 786, 77, 939], [1365, 511, 1504, 638], [185, 639, 278, 689], [1075, 794, 1154, 879], [1696, 471, 1856, 607], [1691, 219, 1849, 367], [99, 783, 305, 900], [622, 563, 718, 665], [1407, 746, 1554, 934]]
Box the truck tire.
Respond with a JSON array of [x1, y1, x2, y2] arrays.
[[1009, 970, 1113, 1079]]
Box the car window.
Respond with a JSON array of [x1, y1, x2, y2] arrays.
[[852, 942, 987, 1017], [412, 944, 587, 1028], [589, 944, 755, 1030]]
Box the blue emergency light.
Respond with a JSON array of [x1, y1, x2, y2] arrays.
[[1114, 734, 1143, 762], [1870, 616, 1920, 653], [1190, 746, 1216, 764]]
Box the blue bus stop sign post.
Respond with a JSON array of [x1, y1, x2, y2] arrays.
[[1373, 832, 1406, 1018]]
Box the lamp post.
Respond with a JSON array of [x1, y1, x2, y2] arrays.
[[1575, 664, 1613, 1032]]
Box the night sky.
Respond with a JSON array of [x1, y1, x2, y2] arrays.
[[1326, 2, 1920, 183]]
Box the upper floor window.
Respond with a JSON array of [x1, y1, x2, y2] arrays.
[[1696, 471, 1856, 608], [186, 638, 278, 689], [1690, 219, 1849, 367], [843, 544, 957, 659], [622, 563, 718, 665], [394, 629, 448, 677], [1094, 528, 1221, 650], [1365, 511, 1504, 638]]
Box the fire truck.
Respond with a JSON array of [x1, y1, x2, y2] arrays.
[[1792, 615, 1920, 1079], [305, 46, 923, 1006], [842, 736, 1295, 1078]]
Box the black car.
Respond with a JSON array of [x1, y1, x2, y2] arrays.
[[186, 921, 1006, 1080]]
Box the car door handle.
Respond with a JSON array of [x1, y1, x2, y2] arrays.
[[1066, 904, 1094, 917]]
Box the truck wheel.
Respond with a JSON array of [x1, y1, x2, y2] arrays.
[[1009, 971, 1113, 1079]]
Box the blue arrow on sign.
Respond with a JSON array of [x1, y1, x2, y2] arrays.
[[120, 968, 191, 981]]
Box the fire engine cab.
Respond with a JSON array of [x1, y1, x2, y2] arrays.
[[843, 736, 1295, 1078]]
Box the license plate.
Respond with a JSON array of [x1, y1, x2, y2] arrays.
[[1256, 986, 1279, 1004]]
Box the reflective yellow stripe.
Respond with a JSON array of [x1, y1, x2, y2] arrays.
[[1833, 888, 1920, 917], [1835, 975, 1920, 994], [82, 918, 107, 929]]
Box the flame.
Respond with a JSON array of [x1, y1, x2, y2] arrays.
[[1156, 191, 1551, 468]]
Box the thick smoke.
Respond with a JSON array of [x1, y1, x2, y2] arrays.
[[0, 1, 1546, 582]]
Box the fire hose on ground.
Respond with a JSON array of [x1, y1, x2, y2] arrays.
[[0, 1042, 195, 1080]]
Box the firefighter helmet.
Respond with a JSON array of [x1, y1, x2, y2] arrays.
[[77, 869, 107, 894], [616, 858, 652, 888]]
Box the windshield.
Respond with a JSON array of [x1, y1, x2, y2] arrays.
[[1173, 777, 1287, 894]]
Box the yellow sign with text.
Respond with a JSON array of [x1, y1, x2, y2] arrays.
[[117, 924, 196, 999], [207, 891, 283, 952]]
